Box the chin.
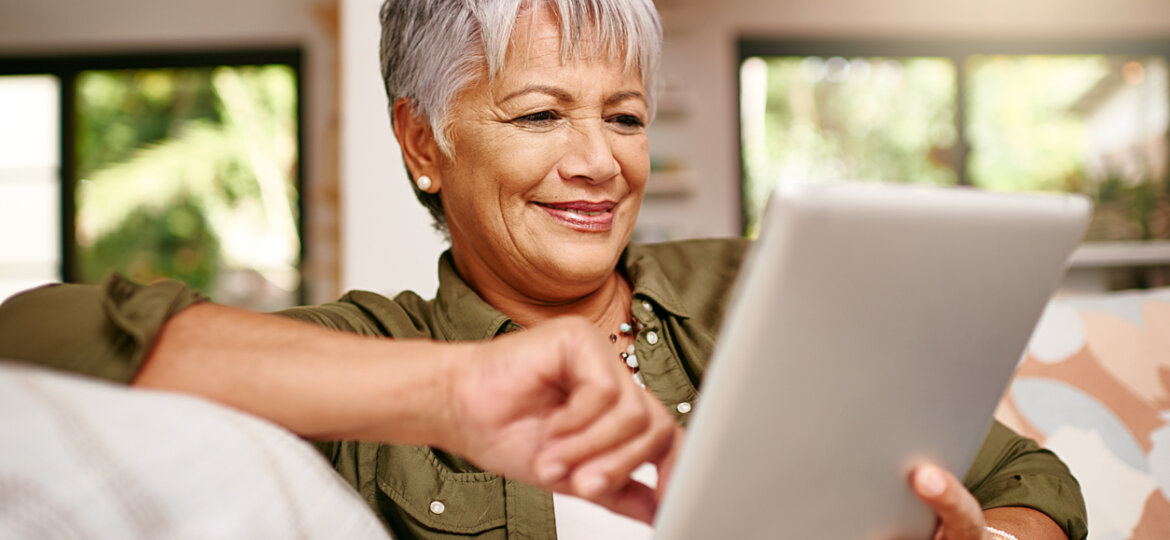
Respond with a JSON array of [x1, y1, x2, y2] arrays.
[[539, 237, 626, 283]]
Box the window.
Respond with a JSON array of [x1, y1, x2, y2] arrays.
[[739, 40, 1170, 259], [0, 51, 303, 309], [0, 75, 60, 302]]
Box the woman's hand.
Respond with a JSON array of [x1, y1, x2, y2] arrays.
[[911, 463, 1068, 540], [912, 463, 992, 539], [440, 316, 680, 524]]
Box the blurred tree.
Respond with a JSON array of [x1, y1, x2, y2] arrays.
[[742, 56, 958, 235], [75, 65, 299, 306], [742, 53, 1168, 242], [965, 55, 1107, 193]]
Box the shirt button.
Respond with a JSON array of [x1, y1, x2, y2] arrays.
[[641, 301, 653, 311], [646, 331, 659, 345], [676, 402, 692, 414], [429, 500, 446, 515]]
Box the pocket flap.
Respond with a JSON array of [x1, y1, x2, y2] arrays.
[[376, 445, 506, 534]]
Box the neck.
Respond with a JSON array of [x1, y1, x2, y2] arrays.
[[454, 258, 631, 330], [501, 272, 631, 330]]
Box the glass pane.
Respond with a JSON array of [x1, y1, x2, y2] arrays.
[[740, 56, 959, 235], [0, 75, 61, 303], [75, 65, 300, 310], [966, 55, 1170, 241]]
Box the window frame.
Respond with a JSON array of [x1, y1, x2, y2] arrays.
[[0, 49, 307, 301]]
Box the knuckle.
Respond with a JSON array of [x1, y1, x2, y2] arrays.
[[616, 402, 650, 430], [653, 413, 675, 436], [594, 378, 620, 402], [648, 420, 675, 450]]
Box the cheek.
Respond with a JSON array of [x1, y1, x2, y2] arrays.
[[476, 131, 566, 195], [442, 130, 561, 219], [617, 136, 651, 187]]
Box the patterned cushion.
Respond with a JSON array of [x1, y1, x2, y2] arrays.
[[995, 287, 1170, 540], [0, 361, 391, 539]]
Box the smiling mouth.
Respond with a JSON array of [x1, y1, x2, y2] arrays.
[[536, 203, 609, 216], [534, 201, 616, 231]]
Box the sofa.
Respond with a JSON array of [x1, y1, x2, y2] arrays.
[[994, 286, 1170, 540], [1, 287, 1167, 539]]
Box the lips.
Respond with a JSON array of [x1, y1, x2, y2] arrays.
[[535, 200, 616, 231]]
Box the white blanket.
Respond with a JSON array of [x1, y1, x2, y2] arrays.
[[0, 360, 390, 540]]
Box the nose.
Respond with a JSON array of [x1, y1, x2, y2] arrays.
[[557, 121, 621, 184]]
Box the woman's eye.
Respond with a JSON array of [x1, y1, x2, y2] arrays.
[[514, 111, 558, 125], [610, 114, 645, 129]]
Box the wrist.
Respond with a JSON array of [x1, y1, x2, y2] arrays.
[[426, 341, 477, 453], [986, 526, 1019, 540], [982, 507, 1066, 540], [339, 338, 472, 448]]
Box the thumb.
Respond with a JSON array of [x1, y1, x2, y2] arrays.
[[912, 464, 987, 540]]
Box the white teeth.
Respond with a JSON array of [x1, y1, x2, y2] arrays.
[[538, 203, 608, 216], [564, 208, 604, 216]]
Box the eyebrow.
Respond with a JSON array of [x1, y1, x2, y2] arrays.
[[604, 90, 646, 107], [498, 85, 647, 107], [499, 85, 573, 104]]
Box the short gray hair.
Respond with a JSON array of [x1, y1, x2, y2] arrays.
[[379, 0, 663, 231]]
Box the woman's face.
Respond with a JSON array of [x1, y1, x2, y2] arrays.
[[435, 7, 650, 302]]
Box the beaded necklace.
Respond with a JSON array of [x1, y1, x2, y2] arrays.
[[609, 318, 645, 387]]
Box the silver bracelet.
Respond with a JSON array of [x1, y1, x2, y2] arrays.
[[985, 525, 1019, 540]]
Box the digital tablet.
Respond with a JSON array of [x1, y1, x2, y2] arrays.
[[653, 182, 1091, 540]]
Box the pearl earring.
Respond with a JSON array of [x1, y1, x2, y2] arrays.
[[416, 175, 433, 191]]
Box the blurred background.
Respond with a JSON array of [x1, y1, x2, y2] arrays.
[[0, 61, 301, 310], [1, 0, 1168, 308]]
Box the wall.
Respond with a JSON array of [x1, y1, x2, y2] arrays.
[[0, 0, 316, 51], [339, 0, 446, 298]]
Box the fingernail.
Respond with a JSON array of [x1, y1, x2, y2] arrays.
[[579, 474, 607, 498], [540, 461, 566, 483], [915, 466, 946, 497]]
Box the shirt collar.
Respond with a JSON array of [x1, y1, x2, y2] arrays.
[[432, 251, 515, 341], [620, 244, 691, 319], [431, 243, 692, 340]]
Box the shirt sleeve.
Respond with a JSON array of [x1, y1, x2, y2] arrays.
[[0, 274, 207, 383], [0, 276, 385, 463], [963, 420, 1088, 540]]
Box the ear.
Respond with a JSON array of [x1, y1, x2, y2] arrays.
[[392, 97, 444, 192]]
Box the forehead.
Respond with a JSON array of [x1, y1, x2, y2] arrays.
[[500, 5, 634, 82]]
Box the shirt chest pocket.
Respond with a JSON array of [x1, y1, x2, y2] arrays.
[[375, 445, 508, 538]]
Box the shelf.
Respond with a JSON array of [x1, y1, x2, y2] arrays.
[[645, 170, 694, 196], [1069, 241, 1170, 267]]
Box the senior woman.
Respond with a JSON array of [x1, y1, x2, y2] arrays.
[[0, 0, 1087, 539]]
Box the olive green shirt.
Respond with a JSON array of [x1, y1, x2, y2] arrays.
[[0, 238, 1087, 540]]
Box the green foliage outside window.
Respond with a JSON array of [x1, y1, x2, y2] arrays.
[[74, 65, 300, 309], [742, 53, 1170, 243], [741, 56, 958, 236]]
